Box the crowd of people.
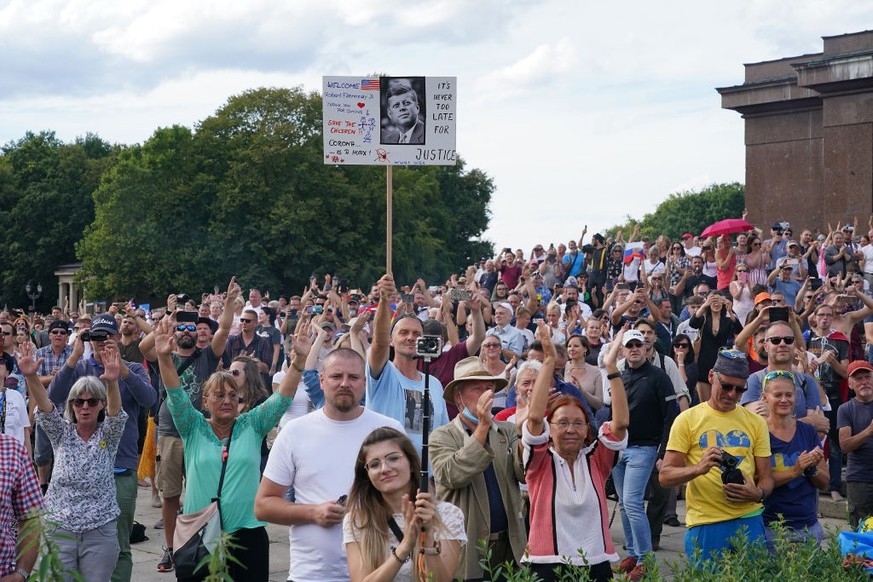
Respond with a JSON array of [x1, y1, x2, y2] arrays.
[[2, 217, 873, 580]]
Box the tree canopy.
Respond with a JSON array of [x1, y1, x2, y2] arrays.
[[607, 182, 745, 241], [0, 131, 115, 311], [75, 87, 495, 301]]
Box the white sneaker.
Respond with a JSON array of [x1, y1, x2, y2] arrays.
[[831, 491, 845, 502]]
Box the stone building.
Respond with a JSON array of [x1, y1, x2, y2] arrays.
[[718, 30, 873, 233]]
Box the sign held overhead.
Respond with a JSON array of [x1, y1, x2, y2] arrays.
[[323, 76, 457, 166]]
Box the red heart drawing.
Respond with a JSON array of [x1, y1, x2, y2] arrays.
[[357, 102, 365, 108]]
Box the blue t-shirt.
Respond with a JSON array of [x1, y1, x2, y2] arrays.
[[366, 361, 447, 449], [764, 421, 820, 528], [740, 370, 821, 417]]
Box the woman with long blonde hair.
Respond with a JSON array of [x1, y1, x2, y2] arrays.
[[344, 427, 465, 582]]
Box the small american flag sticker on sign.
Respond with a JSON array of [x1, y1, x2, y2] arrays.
[[360, 79, 379, 90]]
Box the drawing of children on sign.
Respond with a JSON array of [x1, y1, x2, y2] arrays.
[[380, 77, 426, 145]]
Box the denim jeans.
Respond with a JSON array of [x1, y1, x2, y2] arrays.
[[53, 520, 119, 582], [612, 445, 658, 559]]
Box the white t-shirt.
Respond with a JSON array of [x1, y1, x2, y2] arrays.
[[263, 408, 404, 582], [862, 244, 873, 275], [342, 501, 466, 582], [0, 389, 29, 444], [271, 372, 313, 428]]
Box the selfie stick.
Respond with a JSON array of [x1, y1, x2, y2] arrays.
[[419, 355, 433, 493]]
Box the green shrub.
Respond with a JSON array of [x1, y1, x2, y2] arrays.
[[474, 523, 871, 581]]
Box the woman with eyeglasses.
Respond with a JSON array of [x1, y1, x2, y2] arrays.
[[520, 324, 628, 581], [20, 342, 127, 581], [479, 337, 516, 388], [153, 315, 303, 581], [343, 427, 465, 582], [761, 370, 827, 546], [689, 292, 741, 403]]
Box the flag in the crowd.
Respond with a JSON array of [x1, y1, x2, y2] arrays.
[[624, 243, 646, 265]]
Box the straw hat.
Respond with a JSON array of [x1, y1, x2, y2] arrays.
[[442, 356, 509, 403]]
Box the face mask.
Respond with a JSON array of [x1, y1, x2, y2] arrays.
[[461, 407, 479, 425]]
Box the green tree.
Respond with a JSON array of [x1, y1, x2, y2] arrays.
[[0, 131, 113, 310], [609, 183, 745, 241], [77, 87, 496, 300]]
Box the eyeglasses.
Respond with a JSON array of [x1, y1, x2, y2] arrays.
[[230, 369, 243, 376], [176, 324, 196, 332], [71, 398, 102, 407], [239, 318, 254, 323], [364, 452, 405, 472], [210, 392, 241, 402], [482, 343, 501, 348], [50, 330, 68, 335], [550, 420, 587, 430], [764, 370, 795, 384], [766, 336, 795, 345], [715, 373, 747, 394]]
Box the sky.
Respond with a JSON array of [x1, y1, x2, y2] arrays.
[[2, 0, 872, 256]]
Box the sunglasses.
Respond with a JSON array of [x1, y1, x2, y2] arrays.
[[50, 330, 68, 336], [482, 343, 501, 348], [715, 373, 747, 394], [673, 343, 690, 349], [766, 336, 795, 345], [176, 324, 197, 332], [764, 370, 795, 384], [0, 332, 11, 336], [624, 341, 644, 348], [71, 398, 102, 407], [230, 369, 243, 376], [239, 318, 254, 323]]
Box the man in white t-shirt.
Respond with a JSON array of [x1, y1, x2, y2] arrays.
[[255, 348, 404, 582], [860, 231, 873, 288]]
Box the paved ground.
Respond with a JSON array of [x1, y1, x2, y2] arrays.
[[128, 485, 853, 581]]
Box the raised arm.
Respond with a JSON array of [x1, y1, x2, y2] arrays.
[[526, 323, 556, 437], [602, 326, 629, 440], [100, 348, 122, 417], [19, 343, 52, 413], [153, 316, 181, 390], [367, 274, 396, 379], [212, 276, 241, 357]]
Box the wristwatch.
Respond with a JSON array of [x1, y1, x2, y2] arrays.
[[15, 567, 29, 580]]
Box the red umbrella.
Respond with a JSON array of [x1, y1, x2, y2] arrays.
[[699, 218, 755, 238]]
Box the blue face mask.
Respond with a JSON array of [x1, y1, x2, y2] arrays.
[[461, 407, 479, 425]]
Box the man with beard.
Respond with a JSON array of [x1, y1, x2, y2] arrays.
[[255, 345, 403, 582], [139, 278, 239, 573]]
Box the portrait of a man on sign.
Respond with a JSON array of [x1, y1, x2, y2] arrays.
[[380, 77, 426, 145]]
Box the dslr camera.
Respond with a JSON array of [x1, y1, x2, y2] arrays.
[[720, 450, 745, 485], [415, 335, 443, 359]]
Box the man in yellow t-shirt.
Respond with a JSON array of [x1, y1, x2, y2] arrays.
[[660, 349, 773, 564]]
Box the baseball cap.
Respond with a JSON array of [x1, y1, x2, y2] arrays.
[[754, 292, 772, 305], [682, 233, 693, 239], [90, 314, 118, 335], [622, 330, 645, 346], [848, 361, 873, 377], [712, 348, 750, 379]]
